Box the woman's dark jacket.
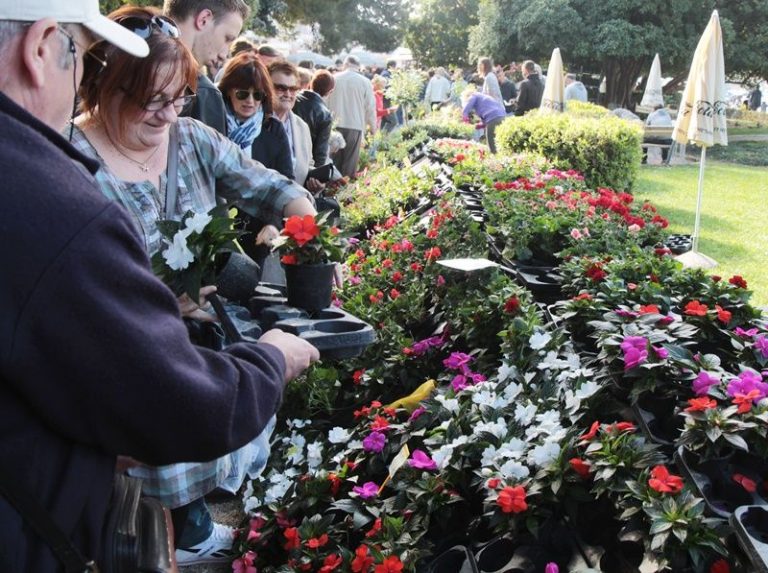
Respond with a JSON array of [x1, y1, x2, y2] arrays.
[[251, 115, 294, 180], [292, 90, 333, 167]]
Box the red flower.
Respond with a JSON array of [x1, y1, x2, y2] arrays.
[[426, 228, 438, 239], [569, 458, 592, 478], [613, 421, 636, 433], [351, 545, 374, 573], [328, 473, 342, 496], [307, 533, 329, 549], [715, 305, 732, 324], [729, 275, 748, 289], [684, 300, 708, 316], [579, 421, 600, 441], [732, 473, 757, 493], [424, 247, 442, 261], [280, 254, 298, 265], [375, 555, 404, 573], [648, 465, 684, 494], [370, 416, 389, 431], [319, 554, 343, 573], [283, 214, 320, 246], [389, 288, 400, 300], [573, 292, 592, 301], [392, 271, 403, 282], [733, 389, 761, 413], [497, 485, 528, 513], [585, 263, 607, 282], [410, 262, 423, 273], [710, 559, 730, 573], [382, 258, 394, 268], [638, 304, 660, 315], [486, 478, 500, 489], [685, 397, 717, 412], [711, 275, 722, 283], [283, 527, 300, 550], [504, 296, 521, 314], [365, 517, 382, 538], [352, 369, 366, 385]]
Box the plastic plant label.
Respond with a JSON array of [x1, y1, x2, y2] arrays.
[[378, 444, 411, 494], [437, 258, 499, 271]]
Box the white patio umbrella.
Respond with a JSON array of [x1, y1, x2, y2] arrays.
[[672, 10, 727, 269], [640, 53, 664, 109], [539, 48, 565, 113]]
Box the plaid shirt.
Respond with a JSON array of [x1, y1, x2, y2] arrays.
[[70, 118, 309, 255]]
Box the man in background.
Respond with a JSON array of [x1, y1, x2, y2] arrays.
[[564, 73, 588, 103]]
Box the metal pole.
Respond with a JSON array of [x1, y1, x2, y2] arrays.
[[692, 146, 707, 252]]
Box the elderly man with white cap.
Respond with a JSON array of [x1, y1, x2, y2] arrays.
[[0, 1, 319, 570]]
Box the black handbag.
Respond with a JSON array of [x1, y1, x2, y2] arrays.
[[0, 469, 176, 573]]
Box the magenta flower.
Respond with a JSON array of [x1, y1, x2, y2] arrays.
[[411, 334, 445, 356], [436, 275, 446, 286], [734, 327, 759, 338], [615, 309, 638, 319], [755, 335, 768, 359], [443, 352, 474, 371], [727, 370, 768, 400], [363, 431, 387, 453], [408, 449, 437, 470], [692, 371, 719, 395], [620, 336, 648, 370], [658, 315, 675, 325], [545, 564, 559, 573], [653, 345, 669, 359], [451, 374, 469, 392], [468, 372, 487, 384], [409, 406, 426, 422], [352, 481, 379, 499]]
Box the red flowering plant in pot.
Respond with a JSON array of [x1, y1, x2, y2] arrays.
[[273, 211, 349, 312]]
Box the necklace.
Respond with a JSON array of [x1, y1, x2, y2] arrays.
[[112, 142, 162, 172]]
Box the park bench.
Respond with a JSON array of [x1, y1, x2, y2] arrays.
[[642, 125, 674, 165]]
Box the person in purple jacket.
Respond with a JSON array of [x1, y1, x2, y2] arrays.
[[461, 87, 508, 153], [0, 1, 319, 570]]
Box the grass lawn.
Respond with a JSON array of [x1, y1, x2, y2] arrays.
[[634, 161, 768, 309]]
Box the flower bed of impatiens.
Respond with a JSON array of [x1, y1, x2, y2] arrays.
[[230, 133, 767, 573]]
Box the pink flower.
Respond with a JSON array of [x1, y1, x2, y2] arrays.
[[727, 370, 768, 401], [570, 228, 583, 240], [734, 327, 759, 338], [756, 335, 768, 358], [545, 564, 559, 573], [363, 431, 387, 453], [409, 407, 426, 422], [620, 336, 648, 370], [443, 352, 474, 371], [408, 449, 437, 470], [653, 345, 669, 359], [353, 482, 379, 499], [436, 274, 446, 286], [451, 374, 469, 392], [693, 371, 719, 395], [232, 551, 257, 573]]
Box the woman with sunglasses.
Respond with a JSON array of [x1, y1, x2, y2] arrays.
[[70, 6, 315, 566]]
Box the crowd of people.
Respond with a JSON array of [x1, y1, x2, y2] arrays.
[[0, 0, 618, 570]]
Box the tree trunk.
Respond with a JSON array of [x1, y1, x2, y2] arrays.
[[603, 58, 645, 109]]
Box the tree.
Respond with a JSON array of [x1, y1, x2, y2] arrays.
[[469, 0, 768, 108], [405, 0, 480, 68]]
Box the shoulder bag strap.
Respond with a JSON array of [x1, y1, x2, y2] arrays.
[[0, 468, 96, 572], [164, 122, 180, 219]]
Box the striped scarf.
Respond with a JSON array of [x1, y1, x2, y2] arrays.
[[226, 107, 264, 150]]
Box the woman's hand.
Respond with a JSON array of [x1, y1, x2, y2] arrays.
[[255, 224, 280, 246], [333, 263, 344, 288], [305, 177, 326, 194], [178, 285, 218, 322]]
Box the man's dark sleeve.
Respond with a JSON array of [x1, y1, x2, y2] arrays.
[[8, 203, 285, 465], [184, 74, 228, 136], [313, 112, 333, 167]]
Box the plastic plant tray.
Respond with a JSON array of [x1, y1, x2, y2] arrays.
[[248, 284, 376, 360], [731, 506, 768, 573]]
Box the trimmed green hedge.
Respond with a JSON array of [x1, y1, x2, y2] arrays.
[[399, 117, 476, 141], [495, 113, 643, 191]]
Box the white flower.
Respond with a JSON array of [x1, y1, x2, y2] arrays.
[[327, 427, 351, 444], [514, 403, 537, 426], [481, 445, 498, 467], [347, 439, 363, 451], [306, 441, 324, 470], [472, 389, 507, 409], [575, 380, 600, 400], [536, 410, 561, 430], [499, 460, 530, 481], [289, 419, 311, 429], [287, 434, 305, 466], [529, 330, 552, 350], [435, 395, 459, 413], [537, 350, 566, 371], [162, 230, 194, 270], [497, 438, 526, 460], [264, 479, 291, 504], [184, 212, 212, 235], [528, 441, 561, 468], [502, 382, 522, 402], [432, 445, 454, 469], [474, 419, 507, 439], [243, 495, 261, 513], [497, 362, 516, 382]]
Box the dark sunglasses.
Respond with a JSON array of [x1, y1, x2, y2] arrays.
[[234, 89, 265, 101], [273, 84, 300, 94], [117, 15, 180, 39]]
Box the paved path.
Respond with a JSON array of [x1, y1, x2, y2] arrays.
[[728, 133, 768, 142]]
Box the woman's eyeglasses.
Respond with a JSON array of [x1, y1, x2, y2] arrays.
[[117, 15, 180, 39], [142, 90, 196, 112], [234, 89, 265, 101], [273, 84, 300, 94]]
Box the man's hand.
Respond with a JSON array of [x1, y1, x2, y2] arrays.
[[305, 177, 326, 194], [255, 224, 280, 246], [258, 329, 320, 382], [178, 285, 218, 322]]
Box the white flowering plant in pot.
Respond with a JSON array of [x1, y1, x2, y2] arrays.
[[151, 204, 243, 301]]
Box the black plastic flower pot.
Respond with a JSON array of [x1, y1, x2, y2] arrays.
[[731, 506, 768, 573], [283, 262, 335, 313], [214, 251, 262, 305], [421, 545, 479, 573]]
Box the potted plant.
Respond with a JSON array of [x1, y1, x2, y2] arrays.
[[274, 211, 348, 313], [150, 204, 250, 302]]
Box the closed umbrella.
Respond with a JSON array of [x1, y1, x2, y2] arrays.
[[640, 53, 664, 109], [672, 10, 727, 269], [539, 48, 565, 114]]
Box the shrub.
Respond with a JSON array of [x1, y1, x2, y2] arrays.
[[565, 100, 610, 118], [400, 115, 476, 142], [495, 113, 643, 191]]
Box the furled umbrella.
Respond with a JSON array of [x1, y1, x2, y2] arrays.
[[672, 10, 727, 269], [640, 53, 664, 110], [539, 48, 565, 114]]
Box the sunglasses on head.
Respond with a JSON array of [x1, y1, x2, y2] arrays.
[[234, 89, 265, 101], [117, 15, 180, 39], [273, 84, 299, 94]]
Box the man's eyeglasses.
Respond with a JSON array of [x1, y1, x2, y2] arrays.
[[273, 84, 300, 94], [117, 15, 180, 39], [57, 26, 107, 69], [142, 90, 196, 112], [234, 89, 265, 101]]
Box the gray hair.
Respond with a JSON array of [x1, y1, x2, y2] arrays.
[[344, 55, 360, 68], [0, 20, 73, 70]]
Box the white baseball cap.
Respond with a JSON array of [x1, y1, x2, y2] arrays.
[[0, 0, 149, 57]]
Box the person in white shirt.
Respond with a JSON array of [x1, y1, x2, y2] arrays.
[[478, 56, 503, 104], [424, 67, 452, 111], [564, 73, 588, 103], [326, 55, 377, 177]]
